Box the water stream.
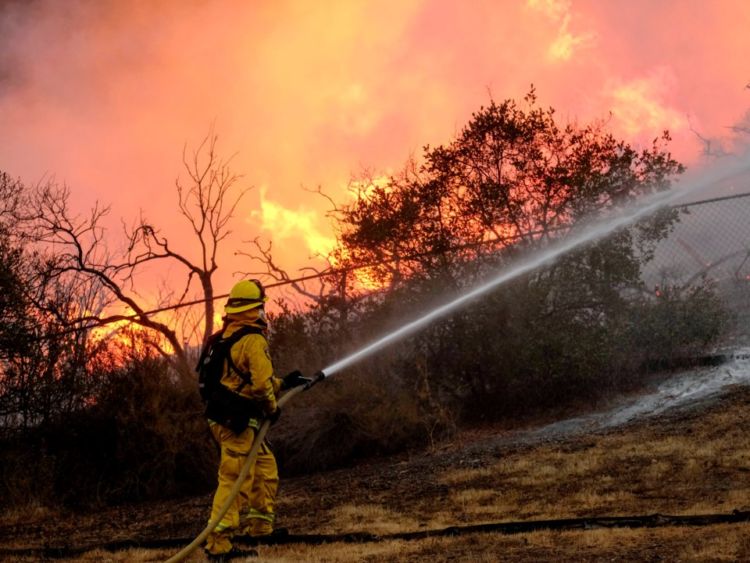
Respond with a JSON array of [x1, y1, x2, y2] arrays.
[[321, 156, 750, 378]]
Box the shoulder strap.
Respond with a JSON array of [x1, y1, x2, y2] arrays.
[[222, 325, 265, 346], [222, 326, 265, 387]]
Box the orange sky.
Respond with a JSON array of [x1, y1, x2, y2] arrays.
[[1, 0, 748, 310]]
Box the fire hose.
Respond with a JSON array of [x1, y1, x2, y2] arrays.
[[165, 371, 325, 563]]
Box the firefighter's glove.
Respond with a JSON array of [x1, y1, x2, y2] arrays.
[[281, 370, 312, 390], [267, 407, 281, 425]]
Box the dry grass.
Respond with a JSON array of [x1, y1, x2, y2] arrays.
[[320, 503, 422, 534], [4, 388, 750, 562], [433, 399, 750, 524], [0, 501, 57, 526], [279, 388, 749, 560], [439, 465, 495, 485], [278, 524, 749, 562], [2, 547, 186, 563], [108, 524, 750, 562]]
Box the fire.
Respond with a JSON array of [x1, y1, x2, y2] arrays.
[[609, 73, 687, 137], [547, 22, 595, 62], [89, 316, 175, 359], [526, 0, 595, 62], [351, 266, 383, 291], [339, 176, 394, 291], [254, 177, 394, 293], [526, 0, 570, 19], [328, 247, 385, 292], [253, 185, 336, 257], [348, 175, 392, 198]]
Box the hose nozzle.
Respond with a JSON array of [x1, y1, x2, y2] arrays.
[[305, 370, 326, 390]]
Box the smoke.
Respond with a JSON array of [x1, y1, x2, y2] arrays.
[[0, 0, 748, 294]]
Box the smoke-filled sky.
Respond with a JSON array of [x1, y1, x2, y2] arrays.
[[1, 0, 748, 305]]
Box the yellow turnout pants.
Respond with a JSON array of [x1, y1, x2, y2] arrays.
[[205, 422, 279, 555]]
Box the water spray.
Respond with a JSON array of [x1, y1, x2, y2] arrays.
[[319, 155, 750, 379]]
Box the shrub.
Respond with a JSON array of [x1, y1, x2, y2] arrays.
[[271, 354, 455, 475], [627, 281, 729, 368], [0, 351, 217, 509]]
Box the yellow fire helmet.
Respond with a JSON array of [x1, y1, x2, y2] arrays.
[[224, 279, 268, 314]]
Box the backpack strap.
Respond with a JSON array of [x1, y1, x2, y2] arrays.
[[221, 326, 266, 391]]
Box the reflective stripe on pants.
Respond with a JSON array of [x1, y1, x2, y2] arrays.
[[241, 441, 279, 536]]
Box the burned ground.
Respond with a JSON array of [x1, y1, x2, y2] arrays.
[[1, 370, 749, 561]]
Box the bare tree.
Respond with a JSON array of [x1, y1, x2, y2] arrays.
[[689, 83, 750, 157], [125, 134, 250, 348], [241, 237, 332, 304], [22, 133, 250, 380]]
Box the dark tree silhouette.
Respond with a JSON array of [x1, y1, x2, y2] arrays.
[[21, 133, 250, 380]]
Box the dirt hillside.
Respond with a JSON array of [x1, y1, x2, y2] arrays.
[[1, 361, 749, 562]]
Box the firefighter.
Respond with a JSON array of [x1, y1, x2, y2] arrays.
[[204, 279, 309, 561]]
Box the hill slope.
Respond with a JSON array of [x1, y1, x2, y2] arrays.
[[1, 354, 749, 561]]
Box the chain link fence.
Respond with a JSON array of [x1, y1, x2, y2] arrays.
[[641, 192, 750, 344]]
